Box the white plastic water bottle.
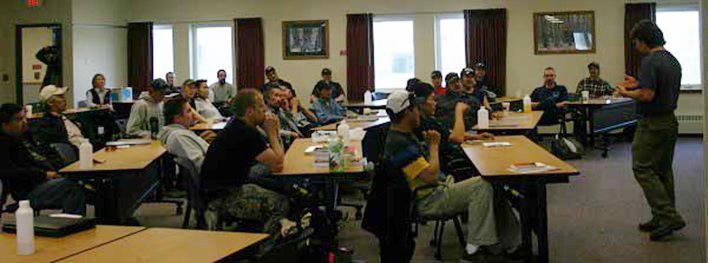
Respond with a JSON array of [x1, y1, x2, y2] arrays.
[[363, 90, 373, 105], [477, 107, 489, 129], [337, 120, 350, 145], [79, 138, 93, 169], [523, 95, 532, 113], [16, 200, 35, 255]]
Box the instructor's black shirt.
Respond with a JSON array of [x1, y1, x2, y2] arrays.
[[637, 50, 681, 116]]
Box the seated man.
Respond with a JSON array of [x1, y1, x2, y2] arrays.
[[200, 89, 291, 248], [411, 82, 493, 181], [0, 103, 87, 215], [576, 62, 614, 98], [283, 88, 318, 134], [126, 79, 168, 137], [259, 66, 296, 97], [180, 79, 208, 124], [208, 69, 236, 104], [435, 72, 481, 130], [264, 86, 302, 140], [310, 68, 345, 104], [159, 97, 215, 174], [531, 67, 569, 125], [33, 85, 87, 150], [473, 62, 497, 101], [195, 79, 225, 120], [461, 67, 492, 109], [431, 70, 445, 96], [312, 84, 346, 124], [383, 91, 520, 262]]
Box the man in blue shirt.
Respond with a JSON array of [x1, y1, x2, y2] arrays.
[[617, 20, 685, 241], [312, 84, 346, 124], [531, 67, 569, 125]]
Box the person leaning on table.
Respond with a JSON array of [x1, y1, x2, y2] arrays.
[[616, 19, 685, 241]]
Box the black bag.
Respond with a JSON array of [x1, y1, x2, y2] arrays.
[[543, 135, 583, 160]]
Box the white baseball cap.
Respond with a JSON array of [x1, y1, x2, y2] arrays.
[[39, 85, 68, 102], [386, 90, 414, 115]]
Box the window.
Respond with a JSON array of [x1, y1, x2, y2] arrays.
[[374, 18, 414, 90], [656, 6, 702, 90], [192, 24, 234, 84], [152, 25, 174, 80], [435, 14, 466, 79]]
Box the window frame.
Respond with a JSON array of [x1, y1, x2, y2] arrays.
[[190, 23, 235, 84], [656, 4, 703, 92], [372, 15, 416, 92], [152, 24, 175, 81], [434, 12, 465, 76]]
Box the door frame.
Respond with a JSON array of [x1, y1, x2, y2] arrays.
[[15, 23, 62, 105]]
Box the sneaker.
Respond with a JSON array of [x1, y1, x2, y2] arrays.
[[638, 218, 659, 232], [460, 247, 504, 263], [649, 221, 686, 241]]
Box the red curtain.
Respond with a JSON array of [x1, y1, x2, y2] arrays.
[[127, 22, 153, 98], [625, 3, 656, 77], [235, 18, 265, 90], [464, 9, 507, 96], [346, 14, 374, 102]]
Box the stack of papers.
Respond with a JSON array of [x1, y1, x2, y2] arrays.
[[508, 162, 558, 174], [482, 141, 512, 148], [106, 139, 151, 146]]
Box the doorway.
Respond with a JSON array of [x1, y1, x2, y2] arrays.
[[15, 24, 62, 105]]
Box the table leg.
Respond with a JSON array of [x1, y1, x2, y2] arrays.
[[588, 108, 596, 148], [324, 178, 341, 247], [536, 180, 549, 263], [518, 179, 534, 263]]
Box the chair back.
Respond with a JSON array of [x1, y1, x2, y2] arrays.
[[174, 157, 207, 228], [77, 100, 88, 108], [50, 143, 78, 166], [0, 179, 6, 212]]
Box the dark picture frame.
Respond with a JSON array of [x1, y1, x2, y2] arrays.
[[533, 11, 596, 55], [282, 20, 329, 60]]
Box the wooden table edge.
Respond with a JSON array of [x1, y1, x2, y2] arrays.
[[51, 226, 149, 262]]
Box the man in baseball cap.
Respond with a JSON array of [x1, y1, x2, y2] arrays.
[[311, 68, 345, 104], [34, 85, 88, 152], [126, 78, 169, 137], [576, 62, 613, 98], [260, 66, 296, 97], [380, 89, 521, 262]]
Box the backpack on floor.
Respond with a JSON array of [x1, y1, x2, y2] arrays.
[[544, 135, 583, 160]]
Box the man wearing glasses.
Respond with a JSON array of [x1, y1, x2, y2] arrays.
[[531, 67, 569, 125]]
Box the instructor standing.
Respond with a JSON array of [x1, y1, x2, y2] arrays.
[[617, 20, 685, 241]]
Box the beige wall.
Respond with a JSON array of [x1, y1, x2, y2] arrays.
[[128, 0, 701, 113], [0, 0, 73, 105], [70, 0, 129, 107]]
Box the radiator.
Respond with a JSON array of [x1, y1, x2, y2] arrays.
[[677, 114, 703, 134]]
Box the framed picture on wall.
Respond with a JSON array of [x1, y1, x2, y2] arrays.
[[282, 20, 329, 60], [533, 11, 596, 54]]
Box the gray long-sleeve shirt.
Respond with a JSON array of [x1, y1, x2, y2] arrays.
[[126, 92, 164, 137]]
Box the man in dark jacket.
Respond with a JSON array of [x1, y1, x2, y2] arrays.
[[31, 85, 87, 166], [0, 103, 86, 215]]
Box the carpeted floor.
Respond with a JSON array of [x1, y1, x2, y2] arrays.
[[6, 138, 703, 262]]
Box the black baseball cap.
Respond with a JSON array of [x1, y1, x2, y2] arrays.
[[150, 78, 168, 92], [265, 66, 276, 74], [431, 70, 442, 79], [474, 62, 486, 70], [588, 62, 600, 69], [321, 68, 332, 75], [461, 67, 475, 77], [445, 72, 460, 84], [406, 78, 421, 92]]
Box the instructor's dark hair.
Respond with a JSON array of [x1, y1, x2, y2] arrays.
[[630, 20, 666, 48], [0, 103, 24, 124]]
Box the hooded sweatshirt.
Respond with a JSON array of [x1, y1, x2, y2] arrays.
[[126, 92, 165, 137], [158, 124, 209, 174]]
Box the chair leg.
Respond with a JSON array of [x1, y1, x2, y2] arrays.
[[429, 220, 439, 246], [435, 221, 445, 260], [182, 202, 192, 229], [453, 217, 466, 248]]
